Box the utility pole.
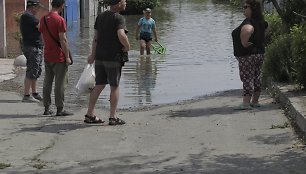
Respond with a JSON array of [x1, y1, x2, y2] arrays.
[[0, 0, 7, 58]]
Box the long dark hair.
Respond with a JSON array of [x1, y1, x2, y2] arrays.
[[245, 0, 264, 22]]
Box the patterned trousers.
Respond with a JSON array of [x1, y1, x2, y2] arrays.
[[236, 54, 264, 96]]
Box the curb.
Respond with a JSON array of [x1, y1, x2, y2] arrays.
[[268, 81, 306, 137], [0, 59, 16, 83]]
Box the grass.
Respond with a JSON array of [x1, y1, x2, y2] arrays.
[[32, 163, 46, 170], [270, 122, 290, 129], [0, 163, 11, 169]]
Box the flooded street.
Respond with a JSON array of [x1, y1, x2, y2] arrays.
[[50, 0, 245, 109]]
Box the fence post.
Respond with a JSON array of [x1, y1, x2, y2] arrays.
[[0, 0, 7, 58]]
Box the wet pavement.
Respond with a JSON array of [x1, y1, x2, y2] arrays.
[[0, 1, 306, 173], [45, 0, 244, 109]]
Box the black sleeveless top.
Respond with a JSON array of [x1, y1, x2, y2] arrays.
[[232, 18, 268, 57]]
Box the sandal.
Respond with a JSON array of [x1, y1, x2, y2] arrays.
[[109, 117, 126, 126], [234, 104, 252, 110], [84, 115, 105, 124]]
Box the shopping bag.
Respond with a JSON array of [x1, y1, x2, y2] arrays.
[[75, 64, 95, 94]]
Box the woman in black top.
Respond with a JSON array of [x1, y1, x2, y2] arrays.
[[232, 0, 268, 110]]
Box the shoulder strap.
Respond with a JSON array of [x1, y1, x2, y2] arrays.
[[44, 16, 61, 48]]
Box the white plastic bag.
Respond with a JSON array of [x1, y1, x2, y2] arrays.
[[75, 64, 95, 94]]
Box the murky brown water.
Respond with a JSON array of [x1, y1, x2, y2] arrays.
[[39, 0, 245, 109]]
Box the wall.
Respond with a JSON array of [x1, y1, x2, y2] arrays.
[[5, 0, 25, 56], [5, 0, 50, 57]]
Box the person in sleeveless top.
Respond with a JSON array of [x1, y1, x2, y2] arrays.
[[231, 0, 268, 110]]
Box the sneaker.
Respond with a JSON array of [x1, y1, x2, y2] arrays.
[[43, 109, 54, 116], [56, 110, 73, 116], [109, 117, 126, 126], [32, 93, 43, 101], [22, 95, 40, 103]]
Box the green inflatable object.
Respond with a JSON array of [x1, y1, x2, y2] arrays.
[[151, 41, 166, 54]]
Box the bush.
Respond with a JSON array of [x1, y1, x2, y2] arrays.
[[122, 0, 159, 15], [212, 0, 242, 6], [264, 13, 283, 44], [281, 0, 306, 26], [290, 24, 306, 87], [263, 33, 293, 83], [99, 0, 159, 15]]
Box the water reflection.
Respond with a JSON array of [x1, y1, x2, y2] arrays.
[[58, 0, 245, 109]]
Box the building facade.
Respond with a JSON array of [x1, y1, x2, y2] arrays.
[[0, 0, 89, 58]]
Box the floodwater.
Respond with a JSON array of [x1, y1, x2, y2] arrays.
[[61, 0, 245, 109]]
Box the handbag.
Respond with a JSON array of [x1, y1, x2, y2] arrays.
[[43, 16, 73, 65]]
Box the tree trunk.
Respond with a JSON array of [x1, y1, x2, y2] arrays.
[[270, 0, 283, 17]]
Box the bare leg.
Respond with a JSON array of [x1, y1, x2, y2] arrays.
[[251, 91, 261, 104], [24, 77, 31, 95], [243, 95, 252, 105], [31, 79, 37, 94], [86, 84, 105, 116], [109, 86, 119, 118], [146, 41, 151, 55], [140, 40, 146, 55]]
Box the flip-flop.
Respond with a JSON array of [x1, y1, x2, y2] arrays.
[[234, 104, 252, 110]]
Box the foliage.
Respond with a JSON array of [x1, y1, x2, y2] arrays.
[[281, 0, 306, 26], [99, 0, 159, 15], [264, 13, 283, 44], [264, 0, 306, 29], [13, 12, 23, 50], [212, 0, 242, 6], [290, 24, 306, 87], [0, 163, 11, 169], [123, 0, 159, 15], [229, 0, 243, 6], [263, 23, 306, 87], [263, 33, 293, 83]]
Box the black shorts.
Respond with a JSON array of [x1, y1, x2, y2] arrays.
[[23, 46, 43, 80], [140, 32, 152, 43], [95, 61, 122, 86]]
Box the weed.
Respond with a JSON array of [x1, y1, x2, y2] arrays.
[[270, 122, 290, 129], [0, 163, 11, 169]]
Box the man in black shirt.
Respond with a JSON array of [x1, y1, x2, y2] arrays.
[[85, 0, 130, 125], [20, 0, 45, 103]]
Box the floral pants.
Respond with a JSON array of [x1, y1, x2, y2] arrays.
[[236, 54, 264, 96]]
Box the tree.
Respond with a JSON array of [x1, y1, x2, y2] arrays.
[[265, 0, 306, 29]]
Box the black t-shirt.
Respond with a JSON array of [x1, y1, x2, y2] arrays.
[[20, 12, 43, 47], [232, 18, 268, 57], [94, 11, 127, 61]]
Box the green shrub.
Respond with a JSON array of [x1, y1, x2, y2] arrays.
[[99, 0, 159, 15], [212, 0, 242, 5], [290, 24, 306, 87], [123, 0, 159, 15], [263, 33, 293, 83], [281, 0, 306, 26], [265, 13, 283, 44]]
